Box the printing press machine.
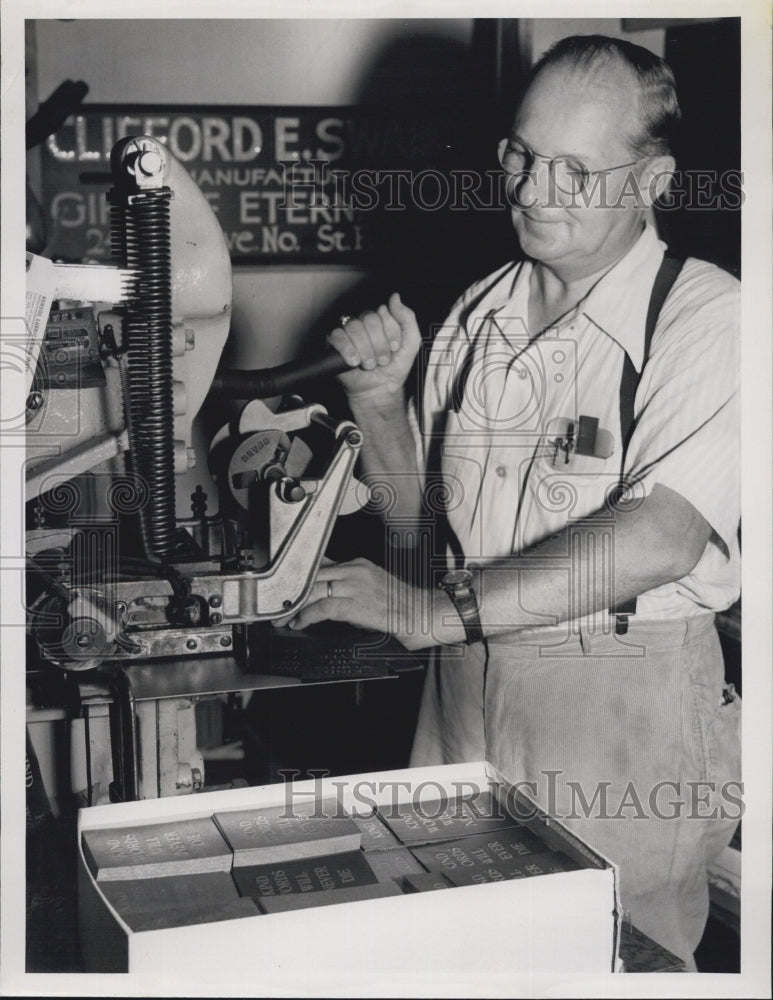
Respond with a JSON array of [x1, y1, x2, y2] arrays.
[[25, 134, 417, 807]]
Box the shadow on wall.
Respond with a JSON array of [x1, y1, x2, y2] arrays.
[[292, 27, 516, 417], [326, 24, 516, 333]]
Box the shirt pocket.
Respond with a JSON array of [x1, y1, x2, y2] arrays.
[[531, 417, 623, 521]]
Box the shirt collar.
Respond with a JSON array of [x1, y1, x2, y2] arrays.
[[578, 223, 667, 372]]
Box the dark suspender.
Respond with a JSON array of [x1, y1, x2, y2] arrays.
[[611, 254, 685, 633]]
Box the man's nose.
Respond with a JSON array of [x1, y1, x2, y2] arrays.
[[506, 159, 553, 210]]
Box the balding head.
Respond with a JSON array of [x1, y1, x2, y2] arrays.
[[524, 35, 681, 160]]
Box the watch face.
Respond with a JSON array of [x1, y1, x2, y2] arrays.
[[441, 569, 473, 589]]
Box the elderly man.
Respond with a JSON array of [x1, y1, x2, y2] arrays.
[[288, 35, 741, 967]]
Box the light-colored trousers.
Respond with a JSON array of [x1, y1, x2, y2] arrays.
[[410, 614, 742, 968]]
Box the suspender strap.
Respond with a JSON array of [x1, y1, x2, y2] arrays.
[[618, 254, 685, 449], [612, 254, 685, 632]]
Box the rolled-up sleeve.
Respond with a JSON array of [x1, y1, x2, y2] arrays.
[[623, 261, 740, 555]]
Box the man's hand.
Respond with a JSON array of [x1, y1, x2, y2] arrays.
[[285, 558, 466, 651], [327, 293, 421, 401]]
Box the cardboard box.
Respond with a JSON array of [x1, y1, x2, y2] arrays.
[[78, 762, 621, 992]]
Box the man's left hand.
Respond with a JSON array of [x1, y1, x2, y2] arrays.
[[286, 559, 448, 651]]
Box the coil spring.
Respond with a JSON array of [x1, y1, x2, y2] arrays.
[[118, 188, 177, 557], [109, 197, 127, 266]]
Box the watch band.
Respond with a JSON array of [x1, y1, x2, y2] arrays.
[[439, 569, 484, 645]]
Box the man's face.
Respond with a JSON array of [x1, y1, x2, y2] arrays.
[[507, 61, 649, 279]]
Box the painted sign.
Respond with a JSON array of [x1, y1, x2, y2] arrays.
[[39, 105, 498, 265]]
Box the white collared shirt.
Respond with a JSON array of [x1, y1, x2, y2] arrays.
[[417, 224, 740, 619]]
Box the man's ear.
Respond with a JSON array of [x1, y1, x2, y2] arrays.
[[640, 155, 676, 207]]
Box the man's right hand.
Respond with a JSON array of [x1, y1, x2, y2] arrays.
[[327, 292, 421, 400]]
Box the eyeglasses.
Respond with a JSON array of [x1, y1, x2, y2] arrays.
[[498, 137, 641, 198]]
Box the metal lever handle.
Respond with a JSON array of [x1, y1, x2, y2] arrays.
[[210, 350, 350, 399]]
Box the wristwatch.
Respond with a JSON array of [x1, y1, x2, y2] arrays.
[[439, 568, 484, 645]]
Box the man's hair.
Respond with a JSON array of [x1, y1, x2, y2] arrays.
[[526, 34, 681, 158]]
